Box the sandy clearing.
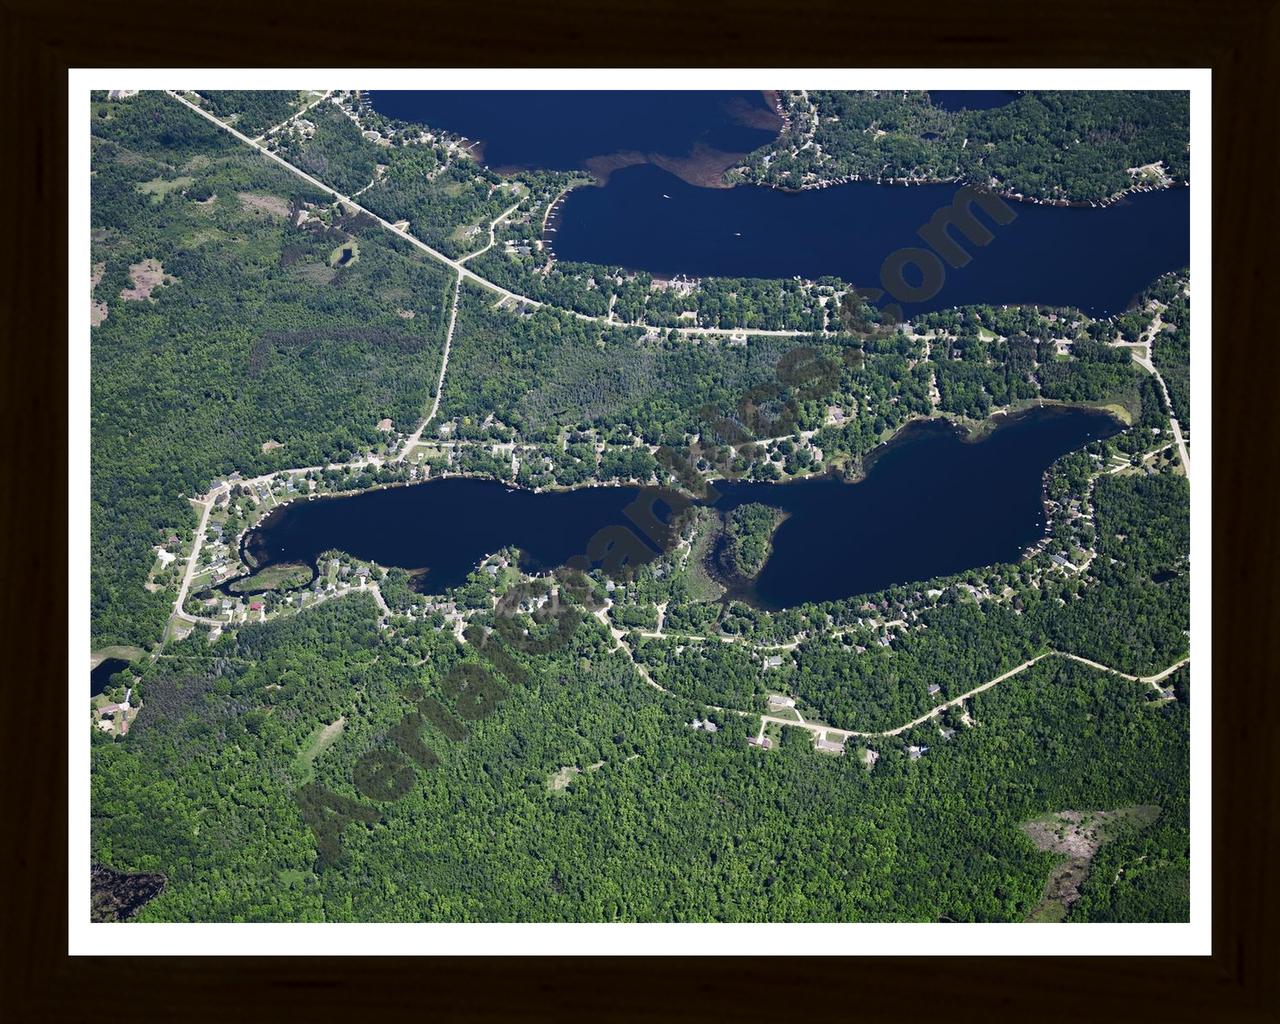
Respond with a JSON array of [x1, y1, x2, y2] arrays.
[[237, 191, 291, 218], [120, 259, 176, 302]]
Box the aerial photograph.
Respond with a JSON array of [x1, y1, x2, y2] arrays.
[[87, 85, 1194, 927]]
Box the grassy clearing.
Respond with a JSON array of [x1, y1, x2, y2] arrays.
[[547, 766, 582, 792], [296, 717, 346, 779], [229, 563, 312, 593], [237, 192, 292, 219], [137, 175, 194, 202], [91, 645, 145, 669], [328, 241, 360, 268], [448, 222, 482, 246]]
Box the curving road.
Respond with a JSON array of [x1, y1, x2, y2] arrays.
[[743, 650, 1189, 742]]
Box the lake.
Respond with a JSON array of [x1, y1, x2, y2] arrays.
[[927, 90, 1020, 111], [550, 164, 1190, 317], [366, 90, 1187, 316], [242, 406, 1120, 610], [367, 90, 781, 184], [91, 657, 129, 697]]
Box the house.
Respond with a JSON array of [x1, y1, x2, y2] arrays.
[[927, 684, 941, 696], [862, 748, 880, 769], [249, 601, 264, 612], [814, 734, 845, 754], [940, 727, 956, 741], [767, 693, 795, 709], [908, 745, 930, 760], [763, 656, 785, 671], [748, 735, 772, 750]]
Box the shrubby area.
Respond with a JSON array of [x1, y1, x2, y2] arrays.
[[733, 91, 1190, 203]]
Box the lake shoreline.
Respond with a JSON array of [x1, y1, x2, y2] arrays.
[[546, 166, 1188, 315], [236, 404, 1122, 608], [725, 169, 1187, 210], [235, 399, 1127, 565]]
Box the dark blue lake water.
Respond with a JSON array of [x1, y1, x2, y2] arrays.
[[91, 657, 129, 697], [928, 90, 1020, 111], [369, 90, 1187, 316], [367, 90, 780, 174], [551, 164, 1189, 317], [243, 407, 1119, 610]]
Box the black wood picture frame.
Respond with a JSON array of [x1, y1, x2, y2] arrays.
[[4, 0, 1275, 1018]]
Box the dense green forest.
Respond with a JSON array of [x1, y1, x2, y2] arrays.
[[197, 91, 301, 136], [90, 92, 451, 645], [92, 584, 1188, 922], [436, 279, 1160, 483], [272, 102, 380, 195], [732, 91, 1190, 203], [438, 282, 832, 445], [720, 503, 785, 578]]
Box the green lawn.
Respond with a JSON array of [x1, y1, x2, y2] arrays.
[[229, 563, 313, 593]]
